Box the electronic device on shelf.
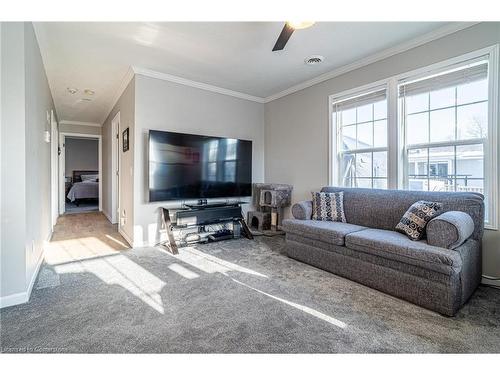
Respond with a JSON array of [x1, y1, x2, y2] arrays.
[[148, 130, 252, 202], [176, 205, 243, 227], [183, 201, 246, 210], [208, 229, 234, 242], [148, 130, 254, 254], [158, 203, 253, 255]]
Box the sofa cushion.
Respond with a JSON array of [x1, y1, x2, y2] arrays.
[[282, 219, 366, 246], [345, 228, 462, 275], [311, 191, 346, 222], [286, 233, 459, 283], [395, 200, 442, 240]]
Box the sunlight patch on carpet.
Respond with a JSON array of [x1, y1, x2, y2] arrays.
[[53, 253, 166, 314], [231, 278, 347, 329]]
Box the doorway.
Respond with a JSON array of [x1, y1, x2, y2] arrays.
[[59, 132, 102, 215]]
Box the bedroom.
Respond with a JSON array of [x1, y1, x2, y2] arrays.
[[62, 135, 100, 213]]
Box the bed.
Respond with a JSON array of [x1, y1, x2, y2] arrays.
[[67, 170, 99, 205]]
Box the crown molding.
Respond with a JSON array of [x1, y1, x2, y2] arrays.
[[93, 22, 479, 119], [100, 66, 135, 124], [132, 66, 266, 103], [59, 120, 102, 127], [264, 22, 480, 103]]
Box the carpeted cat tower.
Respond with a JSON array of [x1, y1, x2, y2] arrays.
[[247, 183, 292, 235]]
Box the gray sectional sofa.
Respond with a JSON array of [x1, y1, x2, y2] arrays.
[[282, 187, 484, 316]]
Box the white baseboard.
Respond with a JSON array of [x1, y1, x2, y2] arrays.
[[132, 240, 150, 248], [102, 210, 112, 223], [0, 291, 28, 309], [26, 249, 45, 301], [482, 278, 500, 288], [118, 227, 134, 248], [46, 229, 53, 242], [1, 240, 46, 309]]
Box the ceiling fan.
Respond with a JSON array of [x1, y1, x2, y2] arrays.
[[272, 21, 315, 51]]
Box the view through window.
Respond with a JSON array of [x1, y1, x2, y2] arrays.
[[330, 50, 497, 226], [333, 88, 388, 189], [399, 59, 488, 197]]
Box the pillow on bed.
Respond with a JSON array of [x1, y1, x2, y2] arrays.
[[81, 174, 98, 182]]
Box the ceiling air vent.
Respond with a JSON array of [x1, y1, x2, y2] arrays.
[[304, 55, 324, 65]]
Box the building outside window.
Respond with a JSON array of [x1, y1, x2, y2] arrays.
[[399, 58, 488, 197], [329, 46, 498, 227], [331, 88, 388, 189]]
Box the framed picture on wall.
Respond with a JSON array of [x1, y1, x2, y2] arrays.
[[123, 128, 129, 152]]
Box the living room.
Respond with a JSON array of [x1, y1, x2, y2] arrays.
[[0, 0, 499, 372]]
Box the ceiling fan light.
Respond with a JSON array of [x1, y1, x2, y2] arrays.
[[286, 21, 315, 30]]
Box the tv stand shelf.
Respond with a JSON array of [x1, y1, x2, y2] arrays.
[[183, 201, 247, 210], [158, 203, 253, 255]]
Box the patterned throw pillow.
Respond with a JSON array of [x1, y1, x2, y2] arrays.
[[311, 191, 346, 222], [395, 200, 442, 241]]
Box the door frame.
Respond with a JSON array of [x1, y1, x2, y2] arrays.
[[59, 132, 103, 214], [111, 112, 120, 224], [50, 110, 59, 228]]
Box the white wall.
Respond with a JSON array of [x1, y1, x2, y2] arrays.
[[101, 78, 135, 239], [264, 22, 500, 283], [1, 22, 57, 306], [1, 23, 27, 300], [64, 137, 98, 176], [132, 74, 265, 246], [24, 22, 57, 292], [59, 123, 101, 136]]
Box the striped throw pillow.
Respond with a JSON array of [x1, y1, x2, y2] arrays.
[[311, 191, 346, 222]]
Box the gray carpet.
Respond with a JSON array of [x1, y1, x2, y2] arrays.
[[1, 236, 499, 353], [65, 201, 98, 213]]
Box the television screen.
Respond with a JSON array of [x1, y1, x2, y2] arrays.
[[148, 130, 252, 202]]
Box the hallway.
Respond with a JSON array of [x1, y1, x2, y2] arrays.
[[45, 212, 130, 266]]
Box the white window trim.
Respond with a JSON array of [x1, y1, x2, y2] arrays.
[[328, 79, 391, 188], [329, 44, 499, 230]]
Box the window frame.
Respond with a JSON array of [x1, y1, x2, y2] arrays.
[[328, 81, 390, 190], [329, 44, 499, 230]]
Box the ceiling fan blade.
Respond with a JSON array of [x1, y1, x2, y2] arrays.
[[272, 23, 295, 51]]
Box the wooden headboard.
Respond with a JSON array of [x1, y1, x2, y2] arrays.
[[72, 170, 98, 183]]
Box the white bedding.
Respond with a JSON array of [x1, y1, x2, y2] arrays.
[[67, 181, 99, 202]]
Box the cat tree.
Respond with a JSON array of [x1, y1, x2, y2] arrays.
[[247, 183, 293, 233]]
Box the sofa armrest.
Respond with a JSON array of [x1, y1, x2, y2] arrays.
[[291, 200, 313, 220], [427, 211, 474, 250]]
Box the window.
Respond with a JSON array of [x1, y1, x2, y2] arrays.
[[205, 140, 219, 181], [223, 139, 237, 182], [331, 88, 388, 189], [329, 46, 498, 228], [400, 58, 488, 199]]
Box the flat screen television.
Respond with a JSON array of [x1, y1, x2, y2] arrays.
[[148, 130, 252, 202]]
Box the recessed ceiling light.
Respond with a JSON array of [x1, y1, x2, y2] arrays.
[[287, 21, 315, 30], [84, 89, 95, 96], [67, 87, 78, 94], [304, 55, 325, 65]]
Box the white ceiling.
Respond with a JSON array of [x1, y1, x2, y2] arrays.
[[34, 22, 460, 124]]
